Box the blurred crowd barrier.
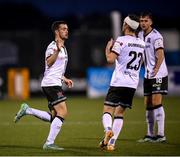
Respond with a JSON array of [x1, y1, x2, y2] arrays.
[[0, 28, 179, 99], [7, 68, 29, 100]]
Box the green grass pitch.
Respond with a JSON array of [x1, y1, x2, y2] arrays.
[[0, 96, 180, 156]]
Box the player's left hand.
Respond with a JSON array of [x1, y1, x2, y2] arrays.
[[151, 67, 158, 77], [64, 78, 74, 88]]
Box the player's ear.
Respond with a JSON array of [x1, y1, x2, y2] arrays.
[[150, 19, 153, 26], [55, 30, 59, 35]]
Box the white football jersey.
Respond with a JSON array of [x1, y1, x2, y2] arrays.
[[111, 35, 145, 89], [138, 29, 168, 78], [41, 41, 68, 87]]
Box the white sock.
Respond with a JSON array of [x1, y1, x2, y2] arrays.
[[110, 117, 123, 144], [146, 109, 155, 137], [102, 113, 112, 132], [26, 108, 51, 122], [46, 117, 63, 145], [154, 106, 165, 136]]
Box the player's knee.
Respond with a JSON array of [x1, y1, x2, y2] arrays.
[[152, 99, 161, 105], [103, 105, 114, 114], [57, 109, 68, 118], [152, 94, 162, 105]]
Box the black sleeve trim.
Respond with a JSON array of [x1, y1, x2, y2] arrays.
[[111, 50, 119, 56]]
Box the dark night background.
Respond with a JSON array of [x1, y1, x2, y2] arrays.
[[0, 0, 179, 97]]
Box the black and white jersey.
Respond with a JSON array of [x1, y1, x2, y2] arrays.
[[138, 29, 168, 78], [41, 41, 68, 87], [111, 35, 145, 89]]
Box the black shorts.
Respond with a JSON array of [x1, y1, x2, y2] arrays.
[[42, 86, 67, 110], [104, 86, 136, 109], [144, 76, 168, 96]]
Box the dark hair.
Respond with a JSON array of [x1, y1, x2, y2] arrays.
[[128, 14, 140, 23], [51, 21, 67, 33], [140, 11, 153, 20]]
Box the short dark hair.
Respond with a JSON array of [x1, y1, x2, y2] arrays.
[[140, 11, 153, 20], [128, 14, 140, 23], [51, 21, 67, 33]]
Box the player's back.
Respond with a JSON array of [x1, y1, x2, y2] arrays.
[[110, 35, 145, 89]]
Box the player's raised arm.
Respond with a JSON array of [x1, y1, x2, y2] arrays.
[[105, 38, 117, 64]]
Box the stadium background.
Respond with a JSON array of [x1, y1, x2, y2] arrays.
[[0, 0, 179, 99], [0, 0, 180, 156]]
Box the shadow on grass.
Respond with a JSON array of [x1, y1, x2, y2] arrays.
[[64, 146, 118, 156], [71, 137, 136, 143], [0, 144, 39, 149]]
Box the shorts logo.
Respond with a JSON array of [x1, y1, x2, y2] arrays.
[[156, 78, 162, 84], [153, 83, 161, 87], [154, 78, 162, 90], [57, 92, 63, 98]]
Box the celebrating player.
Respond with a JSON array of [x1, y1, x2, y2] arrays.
[[14, 21, 73, 150], [99, 14, 145, 151]]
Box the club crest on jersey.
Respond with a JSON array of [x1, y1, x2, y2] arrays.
[[114, 41, 123, 47], [147, 38, 151, 43]]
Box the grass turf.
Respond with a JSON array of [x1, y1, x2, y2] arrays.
[[0, 96, 180, 156]]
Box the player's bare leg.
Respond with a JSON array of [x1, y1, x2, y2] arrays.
[[107, 106, 125, 151], [152, 94, 166, 142], [43, 101, 67, 150], [99, 105, 114, 149]]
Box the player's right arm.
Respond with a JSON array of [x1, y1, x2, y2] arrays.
[[46, 49, 60, 67], [46, 40, 63, 67]]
